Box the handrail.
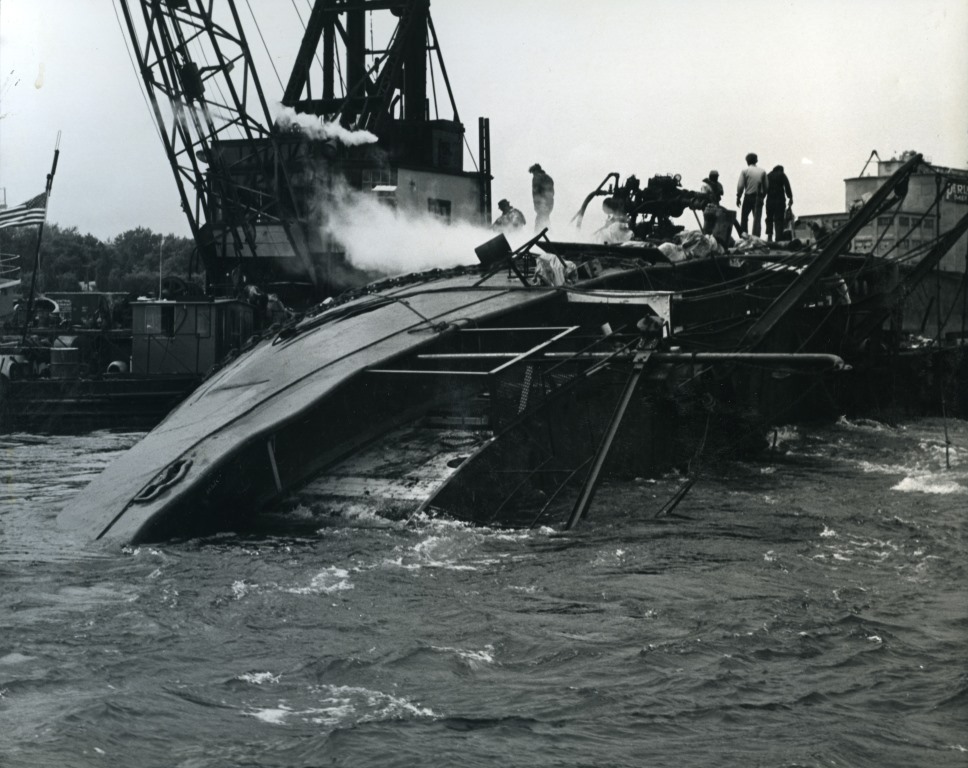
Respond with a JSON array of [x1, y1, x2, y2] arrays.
[[0, 253, 21, 282]]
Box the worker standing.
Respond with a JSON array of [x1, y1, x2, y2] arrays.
[[736, 152, 768, 237], [529, 163, 555, 232], [700, 170, 724, 234], [765, 165, 793, 242]]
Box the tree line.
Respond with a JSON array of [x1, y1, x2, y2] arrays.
[[0, 224, 199, 296]]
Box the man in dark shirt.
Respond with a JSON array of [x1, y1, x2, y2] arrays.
[[765, 165, 793, 242], [529, 163, 555, 232]]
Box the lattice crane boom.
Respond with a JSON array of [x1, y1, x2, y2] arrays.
[[118, 0, 317, 288]]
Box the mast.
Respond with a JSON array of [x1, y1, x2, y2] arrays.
[[20, 136, 60, 346]]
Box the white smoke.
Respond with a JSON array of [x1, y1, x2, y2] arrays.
[[320, 179, 502, 274], [273, 105, 378, 147]]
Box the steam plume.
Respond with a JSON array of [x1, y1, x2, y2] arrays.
[[274, 105, 378, 147], [319, 179, 504, 274]]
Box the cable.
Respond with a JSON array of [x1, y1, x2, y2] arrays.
[[244, 0, 284, 92], [110, 0, 165, 146]]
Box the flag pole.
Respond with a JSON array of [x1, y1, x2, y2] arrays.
[[20, 132, 61, 346]]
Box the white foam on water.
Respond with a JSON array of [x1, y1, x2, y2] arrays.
[[334, 503, 396, 524], [0, 652, 34, 665], [244, 700, 354, 728], [240, 684, 438, 729], [122, 546, 166, 559], [891, 476, 966, 494], [409, 535, 480, 571], [307, 703, 356, 726], [848, 536, 899, 556], [286, 567, 354, 595], [918, 440, 964, 468], [836, 415, 892, 432], [592, 548, 627, 567], [486, 528, 538, 543], [383, 527, 484, 571], [534, 525, 557, 535], [246, 705, 292, 725], [238, 671, 280, 685], [324, 684, 437, 719], [431, 644, 496, 669], [856, 460, 909, 475], [372, 516, 544, 573]]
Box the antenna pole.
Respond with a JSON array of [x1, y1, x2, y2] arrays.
[[20, 132, 61, 346]]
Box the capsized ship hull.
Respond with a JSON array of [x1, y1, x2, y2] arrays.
[[67, 249, 784, 543], [62, 245, 880, 545], [60, 267, 567, 543]]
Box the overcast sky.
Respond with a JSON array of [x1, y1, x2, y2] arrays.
[[1, 0, 966, 242]]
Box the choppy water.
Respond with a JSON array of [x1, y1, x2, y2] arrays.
[[1, 418, 966, 767]]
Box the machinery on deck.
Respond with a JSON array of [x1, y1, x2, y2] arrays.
[[118, 0, 491, 304], [574, 173, 711, 240]]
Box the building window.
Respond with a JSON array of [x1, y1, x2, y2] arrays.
[[899, 216, 909, 227], [362, 168, 398, 189], [877, 217, 893, 227], [428, 198, 452, 223]]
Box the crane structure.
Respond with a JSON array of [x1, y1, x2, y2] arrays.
[[118, 0, 491, 303]]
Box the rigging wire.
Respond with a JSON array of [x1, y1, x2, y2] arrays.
[[427, 42, 439, 120], [323, 0, 346, 97], [244, 0, 285, 93], [933, 269, 968, 339], [463, 134, 480, 174], [109, 0, 165, 147]]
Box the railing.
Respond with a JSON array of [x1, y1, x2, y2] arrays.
[[0, 252, 21, 285]]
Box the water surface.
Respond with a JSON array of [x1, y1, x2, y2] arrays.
[[1, 419, 966, 767]]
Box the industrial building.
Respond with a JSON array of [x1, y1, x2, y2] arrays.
[[797, 151, 968, 274]]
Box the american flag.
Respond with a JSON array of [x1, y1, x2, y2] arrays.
[[0, 192, 48, 230]]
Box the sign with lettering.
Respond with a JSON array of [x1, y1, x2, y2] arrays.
[[945, 181, 968, 204]]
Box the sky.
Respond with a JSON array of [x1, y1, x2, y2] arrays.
[[1, 0, 966, 243]]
